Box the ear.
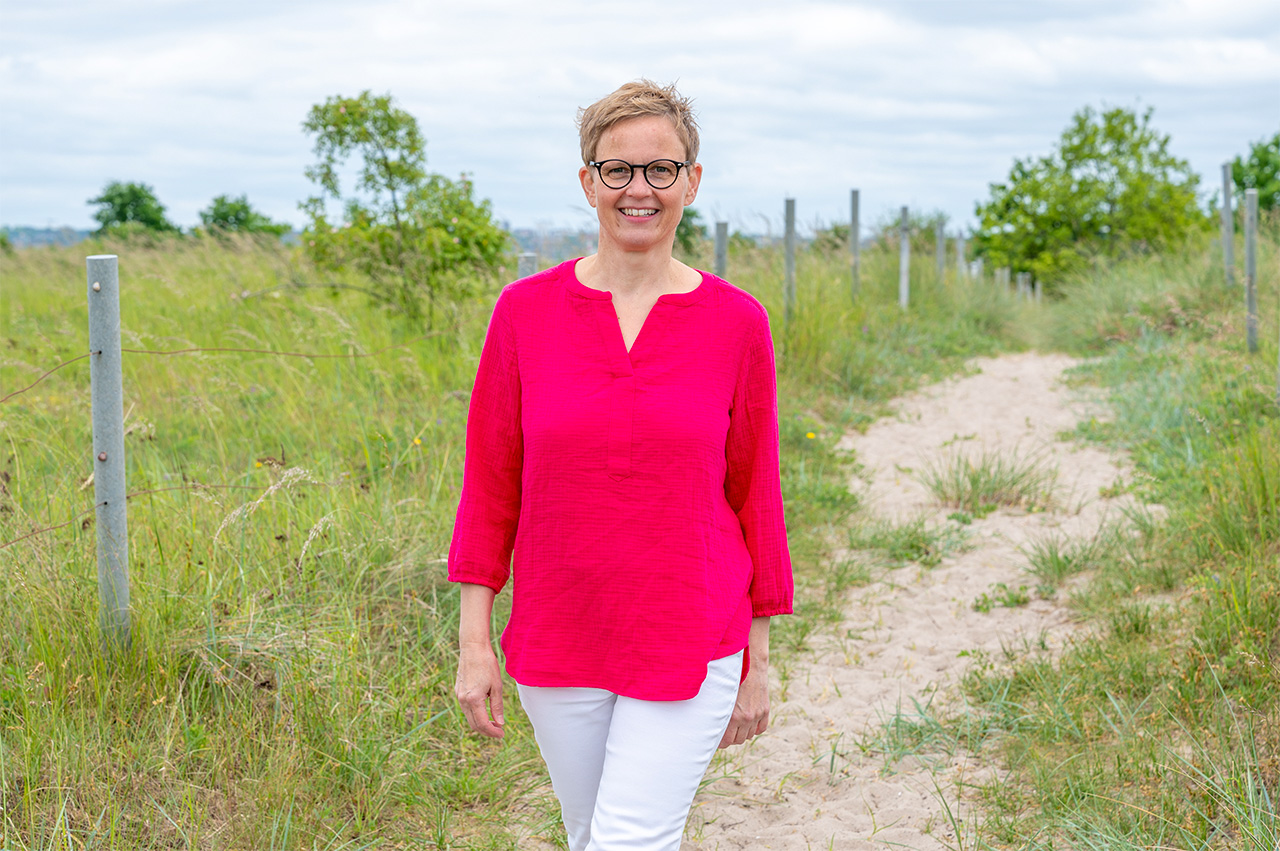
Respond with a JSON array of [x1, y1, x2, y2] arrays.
[[683, 162, 703, 207], [579, 165, 598, 209]]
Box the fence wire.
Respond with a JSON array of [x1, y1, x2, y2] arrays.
[[0, 474, 364, 551], [0, 333, 443, 405], [0, 332, 445, 549]]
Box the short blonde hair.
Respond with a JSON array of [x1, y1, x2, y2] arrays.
[[576, 79, 700, 165]]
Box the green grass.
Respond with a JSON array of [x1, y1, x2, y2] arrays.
[[0, 228, 1021, 848], [935, 221, 1280, 849], [1023, 526, 1122, 597], [919, 449, 1058, 517], [972, 582, 1032, 613], [845, 515, 969, 569], [6, 221, 1275, 849]]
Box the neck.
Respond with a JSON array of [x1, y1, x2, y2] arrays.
[[579, 242, 686, 298]]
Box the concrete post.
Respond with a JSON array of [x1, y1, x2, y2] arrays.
[[1245, 188, 1258, 353], [898, 206, 910, 309], [850, 189, 860, 301], [87, 255, 131, 651], [714, 221, 728, 279], [784, 199, 796, 323], [1221, 162, 1235, 287], [935, 218, 946, 286], [517, 252, 537, 279]]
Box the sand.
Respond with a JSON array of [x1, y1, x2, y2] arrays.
[[682, 351, 1145, 850]]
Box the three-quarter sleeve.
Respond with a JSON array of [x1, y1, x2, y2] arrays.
[[447, 290, 523, 592], [724, 312, 794, 618]]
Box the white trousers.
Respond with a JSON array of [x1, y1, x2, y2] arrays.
[[516, 651, 743, 851]]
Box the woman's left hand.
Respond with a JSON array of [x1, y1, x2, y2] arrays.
[[718, 660, 770, 748], [719, 616, 772, 748]]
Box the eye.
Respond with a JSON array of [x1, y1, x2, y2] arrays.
[[604, 163, 631, 179]]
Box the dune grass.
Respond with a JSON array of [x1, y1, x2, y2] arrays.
[[0, 227, 1018, 849], [920, 449, 1059, 518], [5, 219, 1276, 849], [944, 223, 1280, 849]]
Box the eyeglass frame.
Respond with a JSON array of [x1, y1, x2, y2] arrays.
[[588, 159, 693, 190]]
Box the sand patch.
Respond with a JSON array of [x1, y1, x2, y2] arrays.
[[684, 352, 1144, 850]]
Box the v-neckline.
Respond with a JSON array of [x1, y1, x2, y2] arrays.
[[616, 296, 659, 356], [564, 259, 710, 363]]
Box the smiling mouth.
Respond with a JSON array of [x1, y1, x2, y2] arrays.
[[620, 208, 658, 218]]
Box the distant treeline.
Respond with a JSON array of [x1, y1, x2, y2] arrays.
[[1, 223, 602, 262], [2, 226, 94, 248], [0, 222, 786, 263]]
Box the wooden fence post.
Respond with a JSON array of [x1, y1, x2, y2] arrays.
[[898, 206, 910, 309], [87, 255, 131, 651]]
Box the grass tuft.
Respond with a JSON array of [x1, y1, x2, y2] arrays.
[[846, 515, 968, 569], [920, 449, 1058, 516]]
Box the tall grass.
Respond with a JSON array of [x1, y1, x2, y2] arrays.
[[3, 235, 545, 848], [0, 228, 1020, 848]]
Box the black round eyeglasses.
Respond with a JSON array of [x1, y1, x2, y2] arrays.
[[589, 159, 692, 190]]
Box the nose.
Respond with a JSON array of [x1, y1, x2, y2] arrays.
[[624, 171, 654, 196]]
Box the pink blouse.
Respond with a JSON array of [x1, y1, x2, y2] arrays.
[[448, 259, 792, 700]]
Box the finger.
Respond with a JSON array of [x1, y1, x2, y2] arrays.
[[490, 683, 505, 727], [458, 690, 499, 737], [460, 702, 481, 734], [718, 715, 742, 749], [469, 705, 504, 738]]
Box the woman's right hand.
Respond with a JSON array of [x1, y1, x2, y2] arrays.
[[455, 642, 506, 738], [456, 583, 505, 738]]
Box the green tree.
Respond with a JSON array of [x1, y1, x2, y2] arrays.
[[88, 181, 178, 234], [675, 207, 707, 254], [1231, 131, 1279, 212], [973, 106, 1205, 288], [300, 91, 509, 320], [199, 194, 290, 236]]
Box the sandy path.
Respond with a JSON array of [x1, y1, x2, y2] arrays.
[[683, 352, 1143, 850]]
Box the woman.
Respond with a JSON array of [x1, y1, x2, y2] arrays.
[[450, 79, 792, 851]]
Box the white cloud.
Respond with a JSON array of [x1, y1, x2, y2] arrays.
[[1, 0, 1277, 234]]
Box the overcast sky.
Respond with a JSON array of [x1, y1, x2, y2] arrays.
[[2, 0, 1277, 238]]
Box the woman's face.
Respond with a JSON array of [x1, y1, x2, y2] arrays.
[[579, 115, 702, 256]]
